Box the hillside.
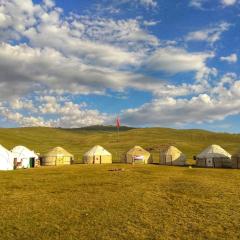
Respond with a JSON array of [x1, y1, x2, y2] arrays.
[[0, 127, 239, 163], [63, 125, 135, 132]]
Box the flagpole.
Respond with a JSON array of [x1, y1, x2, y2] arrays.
[[116, 116, 120, 162], [117, 125, 119, 142]]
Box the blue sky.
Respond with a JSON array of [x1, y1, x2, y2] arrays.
[[0, 0, 239, 132]]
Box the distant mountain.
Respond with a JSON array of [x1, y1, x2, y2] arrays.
[[63, 125, 135, 132]]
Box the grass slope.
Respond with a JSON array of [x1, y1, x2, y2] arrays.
[[0, 127, 239, 163], [1, 164, 240, 240]]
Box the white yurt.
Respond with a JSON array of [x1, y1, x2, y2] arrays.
[[196, 144, 231, 168], [126, 146, 151, 164], [41, 147, 73, 166], [11, 146, 38, 169], [0, 145, 14, 171], [160, 146, 186, 166], [83, 145, 112, 164]]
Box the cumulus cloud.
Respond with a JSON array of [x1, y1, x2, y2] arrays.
[[185, 22, 231, 44], [138, 0, 157, 8], [221, 0, 237, 6], [0, 95, 107, 128], [190, 0, 238, 8], [220, 53, 238, 63], [0, 42, 156, 98], [145, 46, 215, 81], [0, 0, 238, 129], [0, 0, 159, 69], [189, 0, 206, 8], [113, 0, 157, 8], [121, 74, 240, 126]]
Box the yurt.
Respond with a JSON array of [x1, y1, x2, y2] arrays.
[[0, 145, 14, 171], [11, 146, 39, 169], [160, 146, 186, 166], [196, 144, 231, 168], [126, 146, 150, 164], [231, 150, 240, 169], [41, 147, 73, 166], [83, 145, 112, 164]]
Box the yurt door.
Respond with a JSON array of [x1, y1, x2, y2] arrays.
[[56, 157, 64, 165], [30, 158, 35, 168], [94, 156, 101, 164], [206, 158, 213, 167]]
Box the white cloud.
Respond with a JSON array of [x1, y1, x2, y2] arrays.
[[189, 0, 205, 8], [43, 0, 55, 8], [0, 95, 107, 128], [10, 99, 34, 110], [1, 1, 159, 69], [186, 22, 231, 44], [115, 0, 157, 8], [145, 46, 215, 81], [221, 0, 237, 6], [0, 42, 167, 99], [121, 74, 240, 126], [143, 20, 159, 26], [190, 0, 238, 8], [220, 53, 238, 63], [0, 0, 238, 129], [138, 0, 157, 8]]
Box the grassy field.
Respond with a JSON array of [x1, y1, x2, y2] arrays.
[[1, 164, 240, 240], [0, 126, 239, 163]]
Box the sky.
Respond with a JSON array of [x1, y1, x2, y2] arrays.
[[0, 0, 240, 132]]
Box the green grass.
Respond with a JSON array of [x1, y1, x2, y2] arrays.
[[0, 127, 239, 163], [1, 127, 240, 239], [1, 164, 240, 240]]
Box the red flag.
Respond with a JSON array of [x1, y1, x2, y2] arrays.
[[116, 117, 120, 129]]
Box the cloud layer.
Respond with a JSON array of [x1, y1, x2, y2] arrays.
[[0, 0, 238, 129]]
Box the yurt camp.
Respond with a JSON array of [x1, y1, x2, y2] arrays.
[[231, 150, 240, 169], [83, 145, 112, 164], [159, 146, 186, 166], [126, 146, 151, 164], [196, 144, 232, 168], [41, 147, 73, 166], [0, 145, 14, 171], [11, 146, 39, 169]]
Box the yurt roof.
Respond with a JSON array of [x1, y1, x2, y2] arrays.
[[11, 145, 38, 158], [12, 145, 31, 152], [127, 146, 150, 156], [164, 146, 183, 155], [44, 147, 73, 157], [197, 144, 231, 159], [84, 145, 111, 156], [0, 145, 13, 159]]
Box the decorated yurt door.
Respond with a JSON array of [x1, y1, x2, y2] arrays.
[[206, 158, 213, 167], [133, 155, 145, 164]]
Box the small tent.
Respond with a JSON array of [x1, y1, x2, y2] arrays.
[[0, 145, 14, 171], [231, 150, 240, 169], [41, 147, 73, 166], [83, 145, 112, 164], [11, 146, 38, 169], [196, 144, 231, 168], [126, 146, 150, 164], [160, 146, 186, 166]]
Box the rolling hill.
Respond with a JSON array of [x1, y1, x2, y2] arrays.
[[1, 127, 240, 239], [0, 126, 239, 163]]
